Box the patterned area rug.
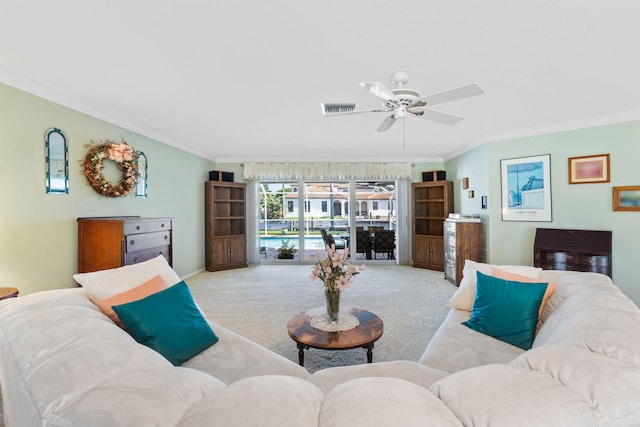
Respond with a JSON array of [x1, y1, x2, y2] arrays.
[[187, 264, 457, 373]]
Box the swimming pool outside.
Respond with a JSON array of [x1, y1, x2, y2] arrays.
[[259, 235, 343, 250]]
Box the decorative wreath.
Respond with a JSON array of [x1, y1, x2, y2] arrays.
[[82, 139, 140, 197]]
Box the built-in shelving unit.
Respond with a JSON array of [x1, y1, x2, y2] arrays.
[[205, 181, 247, 271], [412, 181, 453, 271]]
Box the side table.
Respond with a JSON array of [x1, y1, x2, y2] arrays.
[[0, 287, 19, 301], [287, 306, 383, 366]]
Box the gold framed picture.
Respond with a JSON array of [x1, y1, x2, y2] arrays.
[[568, 154, 610, 184], [613, 186, 640, 211]]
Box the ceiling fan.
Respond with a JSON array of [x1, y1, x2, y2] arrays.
[[321, 71, 484, 133]]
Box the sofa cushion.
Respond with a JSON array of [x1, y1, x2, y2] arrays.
[[533, 273, 640, 365], [94, 274, 168, 327], [73, 255, 180, 302], [462, 271, 547, 350], [447, 260, 542, 311], [182, 320, 310, 384], [180, 375, 323, 427], [50, 367, 225, 426], [418, 308, 524, 373], [321, 377, 463, 427], [0, 289, 176, 422], [113, 281, 219, 365], [307, 360, 449, 395], [511, 345, 640, 426], [430, 364, 598, 427]]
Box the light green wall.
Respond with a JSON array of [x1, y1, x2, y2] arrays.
[[0, 83, 215, 295], [410, 162, 445, 182], [446, 121, 640, 305], [443, 144, 490, 260]]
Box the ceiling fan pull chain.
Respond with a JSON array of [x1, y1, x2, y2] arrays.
[[403, 117, 406, 151]]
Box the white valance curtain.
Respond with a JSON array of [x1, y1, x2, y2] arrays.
[[243, 162, 412, 181]]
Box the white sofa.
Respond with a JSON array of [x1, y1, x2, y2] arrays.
[[1, 263, 639, 426]]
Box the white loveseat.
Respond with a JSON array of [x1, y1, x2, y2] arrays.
[[1, 259, 639, 426]]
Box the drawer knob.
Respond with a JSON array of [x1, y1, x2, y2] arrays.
[[136, 225, 141, 230], [133, 257, 139, 263], [164, 235, 168, 240], [161, 223, 165, 228], [130, 240, 135, 245]]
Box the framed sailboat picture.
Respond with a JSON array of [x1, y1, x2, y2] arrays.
[[500, 154, 552, 222]]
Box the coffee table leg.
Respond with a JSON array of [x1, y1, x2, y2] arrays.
[[364, 343, 374, 363], [296, 343, 306, 366]]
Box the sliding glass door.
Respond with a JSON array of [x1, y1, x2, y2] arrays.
[[258, 182, 299, 260], [258, 180, 397, 263], [301, 182, 350, 260]]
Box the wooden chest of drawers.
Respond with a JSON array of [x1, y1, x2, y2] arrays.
[[77, 216, 173, 273]]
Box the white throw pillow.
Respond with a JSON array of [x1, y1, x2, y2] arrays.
[[73, 255, 180, 302], [447, 260, 542, 311]]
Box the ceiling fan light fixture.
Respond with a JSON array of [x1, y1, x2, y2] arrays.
[[393, 107, 407, 119]]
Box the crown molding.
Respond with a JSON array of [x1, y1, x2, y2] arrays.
[[0, 66, 218, 162], [444, 110, 640, 161]]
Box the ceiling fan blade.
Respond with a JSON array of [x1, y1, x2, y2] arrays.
[[377, 115, 397, 132], [321, 103, 392, 116], [409, 99, 426, 108], [360, 82, 397, 102], [412, 108, 464, 126], [419, 83, 484, 107]]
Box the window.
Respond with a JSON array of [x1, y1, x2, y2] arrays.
[[287, 201, 294, 212], [321, 201, 328, 212]]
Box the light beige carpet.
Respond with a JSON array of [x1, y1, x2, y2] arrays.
[[187, 264, 457, 373]]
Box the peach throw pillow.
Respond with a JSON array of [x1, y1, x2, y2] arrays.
[[95, 275, 168, 328], [490, 267, 557, 329]]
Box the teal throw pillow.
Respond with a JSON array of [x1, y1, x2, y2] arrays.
[[112, 281, 218, 365], [462, 271, 548, 350]]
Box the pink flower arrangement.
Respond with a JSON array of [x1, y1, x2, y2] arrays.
[[308, 243, 365, 292]]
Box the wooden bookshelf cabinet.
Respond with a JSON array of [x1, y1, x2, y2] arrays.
[[444, 219, 484, 285], [205, 181, 247, 271], [412, 181, 453, 270]]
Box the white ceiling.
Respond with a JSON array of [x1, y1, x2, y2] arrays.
[[2, 1, 640, 163]]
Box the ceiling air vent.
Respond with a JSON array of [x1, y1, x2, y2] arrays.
[[321, 103, 357, 115]]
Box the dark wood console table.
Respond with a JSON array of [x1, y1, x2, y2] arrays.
[[533, 228, 612, 277]]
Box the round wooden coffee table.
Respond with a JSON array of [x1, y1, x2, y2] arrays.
[[286, 306, 383, 366]]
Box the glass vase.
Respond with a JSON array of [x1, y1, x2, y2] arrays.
[[325, 288, 341, 323]]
